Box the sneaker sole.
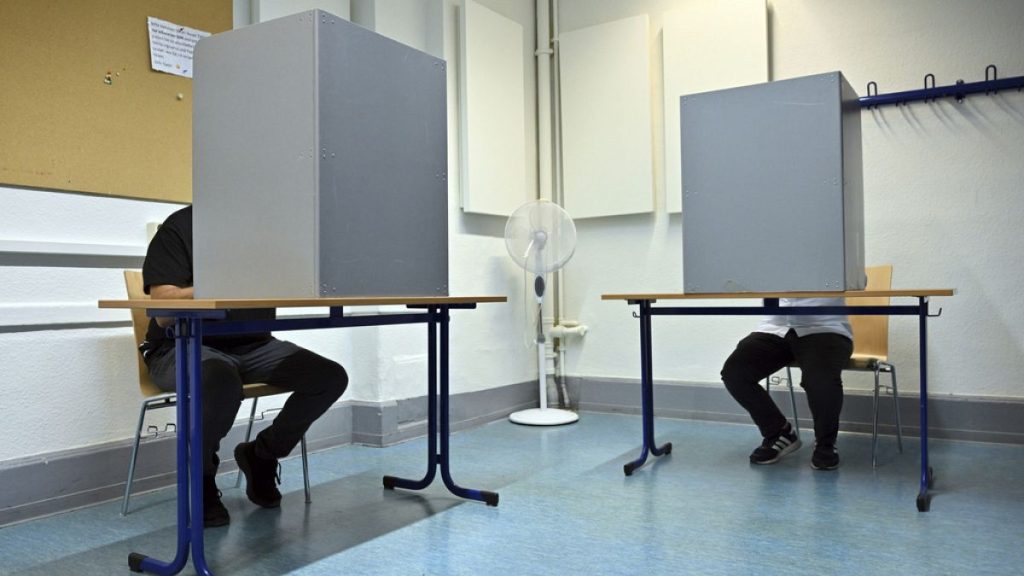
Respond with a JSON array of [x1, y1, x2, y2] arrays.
[[810, 459, 840, 471], [751, 438, 803, 465], [234, 444, 282, 509]]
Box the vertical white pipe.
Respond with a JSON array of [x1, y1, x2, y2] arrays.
[[550, 0, 562, 206], [536, 0, 552, 203], [535, 0, 554, 401], [550, 0, 569, 395]]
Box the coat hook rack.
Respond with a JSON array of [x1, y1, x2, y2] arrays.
[[860, 64, 1024, 108]]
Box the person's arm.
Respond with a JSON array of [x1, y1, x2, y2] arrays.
[[150, 284, 194, 327]]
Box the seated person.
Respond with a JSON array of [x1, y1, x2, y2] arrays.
[[140, 205, 348, 527], [720, 298, 853, 470]]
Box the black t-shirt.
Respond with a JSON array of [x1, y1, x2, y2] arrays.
[[143, 205, 273, 352]]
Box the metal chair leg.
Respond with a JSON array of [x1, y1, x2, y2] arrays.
[[765, 369, 800, 438], [122, 400, 150, 516], [785, 366, 800, 437], [886, 363, 904, 453], [236, 397, 260, 488], [122, 395, 175, 516], [301, 435, 311, 503], [872, 367, 882, 468]]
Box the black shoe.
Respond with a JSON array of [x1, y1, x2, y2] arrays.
[[750, 423, 802, 465], [203, 476, 230, 528], [811, 443, 840, 470], [234, 441, 282, 508]]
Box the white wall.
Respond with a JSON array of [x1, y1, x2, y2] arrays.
[[0, 0, 537, 464], [560, 0, 1024, 399], [0, 189, 180, 462]]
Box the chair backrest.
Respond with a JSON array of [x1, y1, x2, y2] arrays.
[[124, 270, 166, 398], [846, 265, 893, 359]]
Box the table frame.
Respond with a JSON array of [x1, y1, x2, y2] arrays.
[[99, 301, 501, 576], [605, 292, 950, 512]]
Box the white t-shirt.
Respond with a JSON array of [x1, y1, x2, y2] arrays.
[[755, 297, 852, 341]]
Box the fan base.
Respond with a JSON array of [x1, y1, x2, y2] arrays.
[[508, 408, 579, 426]]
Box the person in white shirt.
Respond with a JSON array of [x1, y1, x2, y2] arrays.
[[720, 297, 853, 470]]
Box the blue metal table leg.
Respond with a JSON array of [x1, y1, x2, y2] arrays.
[[129, 318, 192, 574], [625, 301, 671, 476], [916, 298, 934, 512], [187, 319, 214, 575], [624, 302, 652, 475], [383, 308, 439, 491], [384, 306, 498, 505], [645, 305, 671, 459], [436, 306, 499, 506]]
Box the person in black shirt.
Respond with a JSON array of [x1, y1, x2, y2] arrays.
[[142, 205, 347, 527]]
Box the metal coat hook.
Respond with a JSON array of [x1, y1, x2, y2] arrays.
[[954, 79, 966, 102], [985, 65, 998, 94], [632, 311, 640, 319], [928, 307, 943, 318], [865, 81, 878, 107], [923, 74, 936, 102]]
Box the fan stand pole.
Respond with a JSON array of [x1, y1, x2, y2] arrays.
[[509, 294, 579, 426]]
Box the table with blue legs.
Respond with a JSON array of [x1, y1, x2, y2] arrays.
[[601, 289, 954, 512], [99, 295, 506, 576]]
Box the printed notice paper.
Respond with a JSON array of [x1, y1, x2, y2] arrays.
[[147, 17, 210, 78]]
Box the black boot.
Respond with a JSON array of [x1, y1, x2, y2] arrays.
[[234, 441, 282, 508], [203, 475, 230, 527]]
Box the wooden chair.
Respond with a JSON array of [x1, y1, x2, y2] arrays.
[[767, 265, 903, 467], [121, 270, 311, 515]]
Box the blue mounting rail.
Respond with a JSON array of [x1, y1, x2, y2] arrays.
[[859, 66, 1024, 108]]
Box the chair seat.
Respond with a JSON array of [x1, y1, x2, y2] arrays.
[[242, 383, 291, 399], [847, 354, 886, 371], [786, 353, 887, 372], [143, 383, 285, 400]]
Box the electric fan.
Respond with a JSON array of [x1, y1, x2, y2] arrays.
[[504, 199, 579, 426]]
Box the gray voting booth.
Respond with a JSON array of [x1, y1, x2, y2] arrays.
[[680, 71, 865, 293], [192, 10, 448, 298]]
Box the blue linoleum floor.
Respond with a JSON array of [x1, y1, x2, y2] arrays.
[[2, 413, 1023, 575]]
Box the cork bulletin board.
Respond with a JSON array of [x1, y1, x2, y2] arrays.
[[0, 0, 232, 203]]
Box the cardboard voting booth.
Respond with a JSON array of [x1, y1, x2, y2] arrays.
[[192, 10, 448, 298], [681, 71, 865, 293]]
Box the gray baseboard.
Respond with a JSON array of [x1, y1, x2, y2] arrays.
[[4, 376, 1020, 527], [571, 376, 1024, 445], [0, 380, 536, 528]]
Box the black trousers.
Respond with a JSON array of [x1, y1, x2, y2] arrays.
[[147, 338, 348, 476], [721, 330, 853, 446]]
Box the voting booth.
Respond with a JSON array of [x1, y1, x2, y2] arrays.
[[192, 10, 448, 298], [680, 71, 866, 293]]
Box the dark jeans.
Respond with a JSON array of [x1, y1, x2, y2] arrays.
[[721, 330, 853, 446], [146, 338, 348, 476]]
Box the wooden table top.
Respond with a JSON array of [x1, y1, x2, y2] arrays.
[[601, 289, 955, 301], [99, 295, 507, 309]]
